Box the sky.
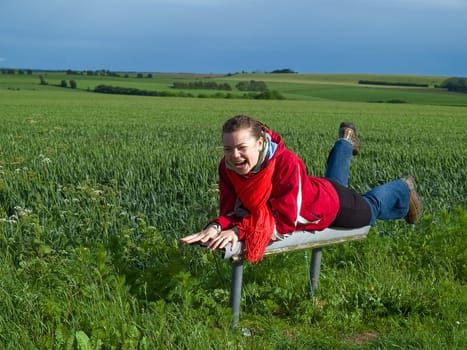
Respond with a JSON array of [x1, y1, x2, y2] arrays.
[[1, 0, 466, 76]]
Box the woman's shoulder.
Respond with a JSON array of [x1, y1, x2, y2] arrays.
[[274, 147, 306, 172], [274, 145, 302, 161]]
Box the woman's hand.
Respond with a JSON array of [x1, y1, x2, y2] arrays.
[[207, 228, 238, 251], [180, 224, 220, 246], [180, 225, 238, 251]]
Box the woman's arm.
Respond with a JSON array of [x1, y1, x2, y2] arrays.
[[269, 150, 307, 234]]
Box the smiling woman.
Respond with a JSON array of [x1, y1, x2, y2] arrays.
[[180, 115, 422, 262]]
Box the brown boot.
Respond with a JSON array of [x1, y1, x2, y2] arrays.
[[339, 122, 361, 155], [401, 176, 423, 224]]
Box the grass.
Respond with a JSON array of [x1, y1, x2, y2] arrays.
[[0, 72, 466, 349]]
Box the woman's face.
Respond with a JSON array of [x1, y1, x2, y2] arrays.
[[223, 128, 264, 175]]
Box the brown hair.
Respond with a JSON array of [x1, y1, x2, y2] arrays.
[[222, 115, 269, 140]]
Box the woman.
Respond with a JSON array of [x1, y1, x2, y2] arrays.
[[181, 115, 422, 262]]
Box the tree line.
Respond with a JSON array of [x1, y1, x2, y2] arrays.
[[2, 69, 33, 75], [171, 80, 268, 92], [172, 81, 232, 90], [358, 80, 429, 87], [94, 84, 284, 100], [38, 75, 77, 89], [358, 77, 467, 94]]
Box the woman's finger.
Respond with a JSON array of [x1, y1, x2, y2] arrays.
[[180, 233, 199, 243], [209, 233, 233, 250]]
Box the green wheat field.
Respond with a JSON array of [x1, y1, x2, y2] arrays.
[[0, 72, 466, 349]]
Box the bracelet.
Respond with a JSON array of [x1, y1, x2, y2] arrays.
[[207, 223, 221, 234]]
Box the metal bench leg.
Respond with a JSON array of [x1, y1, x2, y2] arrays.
[[230, 258, 244, 328], [310, 248, 322, 297]]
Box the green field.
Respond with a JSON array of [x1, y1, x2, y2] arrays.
[[3, 71, 467, 105], [0, 72, 466, 349]]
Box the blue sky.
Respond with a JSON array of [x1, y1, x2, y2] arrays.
[[1, 0, 466, 76]]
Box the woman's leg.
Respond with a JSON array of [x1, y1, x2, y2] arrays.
[[362, 179, 411, 225], [325, 123, 360, 186], [325, 139, 353, 186]]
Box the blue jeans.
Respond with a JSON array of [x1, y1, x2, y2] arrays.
[[325, 139, 410, 225]]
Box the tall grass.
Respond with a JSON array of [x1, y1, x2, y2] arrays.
[[0, 85, 466, 348]]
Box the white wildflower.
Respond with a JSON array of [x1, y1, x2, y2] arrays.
[[39, 154, 51, 164], [7, 214, 18, 224], [13, 206, 32, 217], [19, 208, 32, 217]]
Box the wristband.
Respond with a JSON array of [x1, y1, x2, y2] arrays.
[[207, 223, 221, 234]]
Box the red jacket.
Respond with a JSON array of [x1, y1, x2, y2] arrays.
[[213, 130, 340, 240]]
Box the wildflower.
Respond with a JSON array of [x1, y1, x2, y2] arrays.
[[20, 208, 32, 217], [13, 206, 32, 217], [7, 214, 18, 224], [39, 154, 51, 164]]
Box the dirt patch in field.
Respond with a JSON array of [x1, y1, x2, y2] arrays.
[[345, 332, 379, 345]]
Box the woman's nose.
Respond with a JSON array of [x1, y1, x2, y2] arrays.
[[231, 148, 241, 157]]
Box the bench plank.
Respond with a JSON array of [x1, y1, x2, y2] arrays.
[[224, 226, 371, 259]]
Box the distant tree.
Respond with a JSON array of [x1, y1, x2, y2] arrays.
[[236, 80, 267, 92], [270, 68, 296, 74], [440, 77, 467, 93], [26, 69, 33, 75], [219, 83, 232, 91], [137, 73, 143, 78], [146, 73, 153, 78], [60, 80, 68, 88], [253, 89, 285, 100], [69, 80, 77, 89], [39, 75, 48, 85]]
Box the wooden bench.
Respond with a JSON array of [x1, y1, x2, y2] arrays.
[[222, 226, 371, 328]]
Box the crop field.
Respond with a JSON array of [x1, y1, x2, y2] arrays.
[[0, 72, 466, 349]]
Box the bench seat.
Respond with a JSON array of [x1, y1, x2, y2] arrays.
[[223, 226, 371, 260]]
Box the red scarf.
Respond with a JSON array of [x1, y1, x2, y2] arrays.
[[226, 158, 276, 262]]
